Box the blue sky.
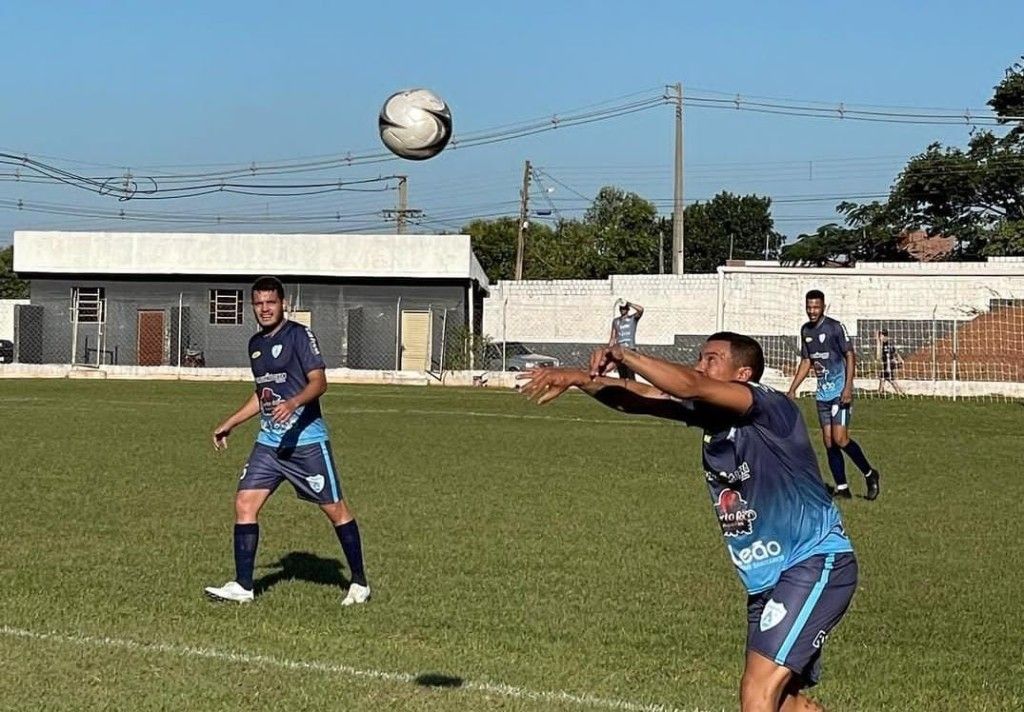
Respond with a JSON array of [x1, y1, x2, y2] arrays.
[[1, 1, 1021, 248]]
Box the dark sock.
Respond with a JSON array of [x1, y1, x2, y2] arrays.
[[233, 523, 259, 591], [842, 440, 873, 475], [335, 521, 367, 587], [826, 446, 847, 487]]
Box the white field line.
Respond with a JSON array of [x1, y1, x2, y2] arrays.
[[0, 625, 700, 712]]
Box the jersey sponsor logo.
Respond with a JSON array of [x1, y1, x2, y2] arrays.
[[251, 350, 261, 359], [809, 351, 830, 359], [759, 599, 788, 632], [812, 629, 829, 649], [259, 387, 301, 434], [706, 461, 751, 485], [728, 539, 784, 569], [715, 487, 757, 536], [305, 474, 325, 494], [271, 344, 283, 359], [255, 372, 287, 384]]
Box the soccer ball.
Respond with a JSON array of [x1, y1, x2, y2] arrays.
[[378, 88, 453, 161]]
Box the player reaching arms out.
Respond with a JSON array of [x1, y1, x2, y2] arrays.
[[787, 290, 880, 501], [520, 335, 857, 712], [205, 276, 369, 606]]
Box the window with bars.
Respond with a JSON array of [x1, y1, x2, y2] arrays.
[[209, 289, 244, 325], [71, 287, 106, 323]]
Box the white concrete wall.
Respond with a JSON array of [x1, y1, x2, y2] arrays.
[[483, 261, 1024, 344], [0, 299, 29, 340], [13, 231, 488, 286]]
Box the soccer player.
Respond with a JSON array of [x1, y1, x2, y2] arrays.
[[519, 334, 857, 712], [876, 330, 904, 396], [204, 276, 369, 605], [787, 290, 880, 501], [608, 299, 644, 380]]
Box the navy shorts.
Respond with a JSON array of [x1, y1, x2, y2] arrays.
[[746, 552, 858, 688], [816, 398, 852, 429], [238, 441, 344, 505]]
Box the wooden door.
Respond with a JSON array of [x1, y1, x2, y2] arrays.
[[137, 310, 165, 366]]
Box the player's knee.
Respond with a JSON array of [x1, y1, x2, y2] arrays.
[[234, 493, 263, 521], [740, 672, 780, 711], [820, 431, 833, 448], [833, 432, 850, 448]]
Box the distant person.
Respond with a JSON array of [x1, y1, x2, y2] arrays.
[[205, 276, 370, 606], [787, 290, 880, 501], [608, 300, 644, 380], [876, 330, 904, 396]]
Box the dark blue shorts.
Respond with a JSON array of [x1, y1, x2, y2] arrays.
[[238, 441, 343, 504], [816, 398, 852, 429], [746, 552, 858, 688]]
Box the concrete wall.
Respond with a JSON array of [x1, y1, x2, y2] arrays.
[[0, 299, 29, 340], [23, 278, 466, 368]]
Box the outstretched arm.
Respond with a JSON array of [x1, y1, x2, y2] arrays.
[[519, 368, 696, 421]]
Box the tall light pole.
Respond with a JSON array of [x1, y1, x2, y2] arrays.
[[671, 82, 685, 274]]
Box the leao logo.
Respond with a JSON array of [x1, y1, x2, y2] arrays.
[[728, 539, 783, 568]]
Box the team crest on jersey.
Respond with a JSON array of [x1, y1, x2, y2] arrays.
[[305, 474, 325, 494], [271, 344, 283, 359], [819, 333, 826, 343], [715, 488, 757, 537], [760, 599, 787, 631]]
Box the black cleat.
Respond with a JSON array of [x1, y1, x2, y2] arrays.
[[832, 486, 853, 500], [865, 470, 881, 501]]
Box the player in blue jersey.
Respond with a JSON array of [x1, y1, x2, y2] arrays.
[[204, 276, 369, 606], [787, 290, 880, 501], [608, 300, 644, 380], [519, 333, 857, 712]]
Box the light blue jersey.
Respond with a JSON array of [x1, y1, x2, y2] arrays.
[[801, 316, 852, 402], [613, 314, 639, 347], [685, 383, 853, 593]]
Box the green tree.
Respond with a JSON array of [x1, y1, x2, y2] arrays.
[[0, 246, 29, 298], [463, 217, 552, 283], [781, 201, 911, 266], [680, 192, 784, 272], [584, 186, 661, 276]]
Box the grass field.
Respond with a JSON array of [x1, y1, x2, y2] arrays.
[[0, 380, 1021, 711]]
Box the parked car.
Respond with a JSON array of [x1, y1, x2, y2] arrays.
[[487, 342, 561, 371], [0, 339, 13, 364]]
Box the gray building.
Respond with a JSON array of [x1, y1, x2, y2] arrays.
[[13, 231, 488, 370]]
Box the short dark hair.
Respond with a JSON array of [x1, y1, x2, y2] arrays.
[[805, 289, 825, 302], [251, 276, 285, 300], [880, 328, 889, 337], [706, 331, 765, 382]]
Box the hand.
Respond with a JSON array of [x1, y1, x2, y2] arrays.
[[589, 345, 624, 378], [213, 423, 231, 451], [786, 389, 797, 400], [271, 399, 298, 424], [517, 367, 588, 405], [840, 389, 853, 406]]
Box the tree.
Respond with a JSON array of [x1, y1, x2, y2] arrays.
[[681, 192, 784, 273], [0, 246, 29, 298], [463, 217, 553, 283], [582, 186, 661, 277], [781, 201, 911, 266]]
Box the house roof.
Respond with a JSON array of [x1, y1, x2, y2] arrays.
[[13, 231, 489, 288]]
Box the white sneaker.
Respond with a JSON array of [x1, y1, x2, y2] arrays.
[[204, 580, 254, 603], [342, 582, 371, 606]]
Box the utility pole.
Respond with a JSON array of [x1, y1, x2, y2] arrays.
[[658, 229, 665, 274], [382, 175, 421, 234], [514, 160, 532, 280], [671, 82, 685, 274]]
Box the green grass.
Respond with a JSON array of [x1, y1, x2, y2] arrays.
[[0, 380, 1021, 711]]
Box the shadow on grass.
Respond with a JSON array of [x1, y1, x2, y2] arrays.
[[415, 673, 464, 688], [254, 551, 349, 595]]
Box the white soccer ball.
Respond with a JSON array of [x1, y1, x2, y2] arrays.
[[378, 88, 453, 161]]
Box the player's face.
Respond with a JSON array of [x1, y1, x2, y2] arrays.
[[805, 298, 825, 324], [695, 340, 749, 382], [252, 290, 284, 330]]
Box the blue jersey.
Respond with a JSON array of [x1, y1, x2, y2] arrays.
[[683, 383, 853, 593], [613, 315, 639, 347], [800, 316, 852, 401], [249, 320, 329, 448]]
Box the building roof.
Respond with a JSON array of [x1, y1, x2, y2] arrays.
[[13, 231, 489, 288]]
